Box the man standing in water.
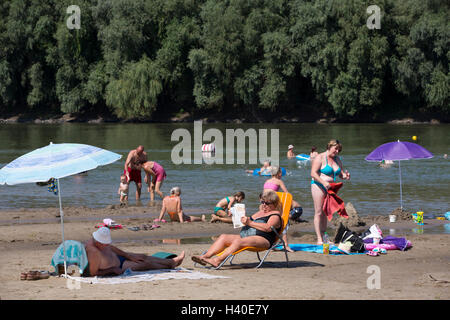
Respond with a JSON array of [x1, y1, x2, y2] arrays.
[[124, 145, 147, 201]]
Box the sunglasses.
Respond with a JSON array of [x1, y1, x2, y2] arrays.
[[260, 200, 273, 206]]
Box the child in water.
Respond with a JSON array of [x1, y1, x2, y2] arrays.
[[210, 191, 245, 223], [154, 187, 205, 223], [246, 160, 272, 175], [118, 174, 129, 204]]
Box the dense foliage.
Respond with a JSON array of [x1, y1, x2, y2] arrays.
[[0, 0, 448, 121]]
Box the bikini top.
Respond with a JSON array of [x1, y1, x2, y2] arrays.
[[263, 181, 280, 191], [320, 153, 342, 181]]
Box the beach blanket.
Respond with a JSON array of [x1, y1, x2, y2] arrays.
[[323, 183, 348, 221], [51, 240, 88, 275], [275, 243, 365, 255], [66, 267, 229, 285]]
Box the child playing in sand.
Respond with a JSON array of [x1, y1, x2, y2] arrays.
[[210, 191, 245, 223], [118, 175, 129, 204], [154, 187, 205, 223]]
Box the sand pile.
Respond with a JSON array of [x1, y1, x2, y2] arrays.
[[332, 202, 366, 228], [390, 207, 413, 221]]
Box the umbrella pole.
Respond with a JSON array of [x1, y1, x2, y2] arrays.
[[399, 160, 403, 210], [57, 179, 68, 277]]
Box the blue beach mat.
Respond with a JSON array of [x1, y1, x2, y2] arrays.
[[276, 243, 365, 255]]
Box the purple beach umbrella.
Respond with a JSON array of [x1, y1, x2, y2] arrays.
[[365, 140, 433, 209]]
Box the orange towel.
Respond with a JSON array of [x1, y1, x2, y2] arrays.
[[322, 182, 348, 221]]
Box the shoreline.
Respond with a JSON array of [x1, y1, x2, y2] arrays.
[[0, 113, 446, 125], [0, 205, 448, 243]]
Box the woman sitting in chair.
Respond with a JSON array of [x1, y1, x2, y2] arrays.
[[191, 190, 282, 268]]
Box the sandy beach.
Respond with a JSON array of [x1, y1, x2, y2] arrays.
[[0, 204, 449, 300]]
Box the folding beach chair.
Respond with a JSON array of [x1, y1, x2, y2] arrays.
[[196, 192, 292, 269]]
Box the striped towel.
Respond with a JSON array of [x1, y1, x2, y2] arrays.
[[51, 240, 88, 274]]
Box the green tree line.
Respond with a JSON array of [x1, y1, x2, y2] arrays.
[[0, 0, 448, 121]]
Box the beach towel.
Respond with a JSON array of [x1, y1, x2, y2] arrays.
[[323, 182, 348, 221], [274, 243, 365, 255], [66, 267, 229, 285], [51, 240, 88, 275]]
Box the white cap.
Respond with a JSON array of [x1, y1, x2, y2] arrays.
[[288, 145, 294, 150], [92, 227, 112, 244]]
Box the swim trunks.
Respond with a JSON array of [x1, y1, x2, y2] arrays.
[[124, 167, 142, 184], [117, 255, 127, 268]]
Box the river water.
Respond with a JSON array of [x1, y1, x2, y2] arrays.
[[0, 123, 449, 219]]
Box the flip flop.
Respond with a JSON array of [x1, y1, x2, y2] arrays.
[[127, 226, 140, 231], [191, 256, 207, 266], [366, 250, 379, 257]]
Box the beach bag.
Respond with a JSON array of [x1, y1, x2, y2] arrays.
[[346, 234, 365, 253], [334, 223, 365, 253]]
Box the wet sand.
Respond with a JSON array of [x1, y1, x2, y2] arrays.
[[0, 205, 449, 300]]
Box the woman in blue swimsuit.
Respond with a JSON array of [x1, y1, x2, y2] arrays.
[[310, 140, 350, 244]]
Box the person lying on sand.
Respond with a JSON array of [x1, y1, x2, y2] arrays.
[[192, 190, 282, 268], [85, 227, 185, 276], [154, 187, 205, 223]]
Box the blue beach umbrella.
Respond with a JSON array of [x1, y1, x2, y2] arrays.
[[0, 142, 122, 275]]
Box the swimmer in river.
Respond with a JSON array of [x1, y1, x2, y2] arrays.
[[246, 160, 272, 175]]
